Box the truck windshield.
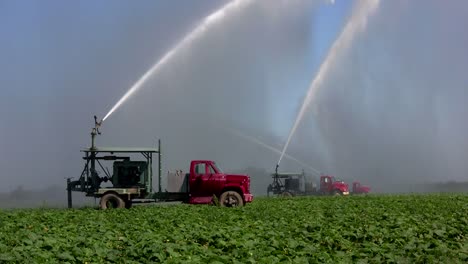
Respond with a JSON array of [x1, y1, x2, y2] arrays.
[[332, 177, 342, 183], [212, 162, 223, 174]]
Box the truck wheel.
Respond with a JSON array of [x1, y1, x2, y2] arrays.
[[280, 191, 293, 197], [100, 193, 125, 209], [333, 190, 342, 196], [220, 191, 243, 207]]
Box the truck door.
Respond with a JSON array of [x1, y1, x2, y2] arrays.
[[353, 182, 359, 193], [320, 176, 332, 194], [189, 162, 220, 197], [207, 163, 225, 195]]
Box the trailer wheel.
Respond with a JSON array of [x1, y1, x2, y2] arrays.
[[100, 193, 125, 209], [220, 191, 243, 207]]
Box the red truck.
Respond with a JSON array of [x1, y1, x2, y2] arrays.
[[167, 160, 253, 206], [317, 175, 350, 196], [351, 181, 371, 194], [67, 126, 254, 209], [267, 171, 350, 197]]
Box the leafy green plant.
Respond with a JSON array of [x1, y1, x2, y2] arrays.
[[0, 194, 467, 263]]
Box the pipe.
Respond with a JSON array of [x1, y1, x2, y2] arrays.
[[158, 139, 162, 193], [67, 178, 72, 209]]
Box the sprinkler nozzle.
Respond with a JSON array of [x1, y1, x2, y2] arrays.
[[94, 115, 102, 135], [90, 115, 103, 150]]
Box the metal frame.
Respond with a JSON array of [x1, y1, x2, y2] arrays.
[[66, 116, 162, 208], [67, 143, 161, 208], [267, 166, 306, 196]]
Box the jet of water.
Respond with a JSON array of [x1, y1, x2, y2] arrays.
[[278, 0, 380, 166], [228, 128, 322, 175], [102, 0, 253, 122]]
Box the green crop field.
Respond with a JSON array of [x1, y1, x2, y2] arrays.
[[0, 194, 467, 263]]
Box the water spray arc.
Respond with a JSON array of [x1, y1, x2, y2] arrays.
[[101, 0, 253, 122], [277, 0, 380, 166], [228, 128, 321, 175]]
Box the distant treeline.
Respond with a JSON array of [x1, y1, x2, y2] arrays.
[[407, 181, 468, 193], [0, 175, 466, 209], [0, 185, 95, 209]]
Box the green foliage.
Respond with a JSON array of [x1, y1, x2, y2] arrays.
[[0, 194, 467, 263], [212, 194, 220, 207]]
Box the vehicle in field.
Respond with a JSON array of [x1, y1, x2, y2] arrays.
[[66, 116, 253, 209], [351, 181, 371, 194], [267, 168, 349, 197]]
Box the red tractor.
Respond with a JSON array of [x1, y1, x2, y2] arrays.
[[351, 181, 371, 194]]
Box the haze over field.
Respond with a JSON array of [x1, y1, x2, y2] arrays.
[[0, 0, 467, 205]]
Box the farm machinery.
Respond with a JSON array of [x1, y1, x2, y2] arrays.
[[267, 165, 349, 197], [351, 181, 371, 194], [66, 116, 253, 209]]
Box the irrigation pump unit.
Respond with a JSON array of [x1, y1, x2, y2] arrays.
[[67, 116, 162, 209], [267, 165, 350, 197]]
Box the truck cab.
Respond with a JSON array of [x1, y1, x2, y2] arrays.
[[320, 175, 349, 195], [352, 181, 370, 194], [188, 160, 253, 206]]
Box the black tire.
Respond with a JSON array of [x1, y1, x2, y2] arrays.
[[100, 193, 125, 209], [125, 200, 133, 209], [333, 190, 342, 196], [280, 191, 293, 198], [219, 191, 244, 207]]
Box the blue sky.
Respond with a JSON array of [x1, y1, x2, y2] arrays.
[[311, 0, 352, 68], [269, 0, 352, 138]]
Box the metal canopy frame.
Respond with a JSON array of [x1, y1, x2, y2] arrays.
[[267, 167, 306, 196], [83, 144, 160, 191], [66, 116, 167, 209], [67, 116, 164, 208], [67, 140, 162, 208], [271, 172, 305, 178]]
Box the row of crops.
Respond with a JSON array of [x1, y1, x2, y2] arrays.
[[0, 194, 467, 263]]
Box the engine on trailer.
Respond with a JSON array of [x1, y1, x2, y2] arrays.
[[112, 160, 148, 188]]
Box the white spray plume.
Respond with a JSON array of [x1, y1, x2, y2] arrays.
[[278, 0, 380, 166], [228, 128, 322, 175], [102, 0, 253, 122]]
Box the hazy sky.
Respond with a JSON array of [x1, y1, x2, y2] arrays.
[[0, 0, 348, 191], [1, 0, 466, 194]]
